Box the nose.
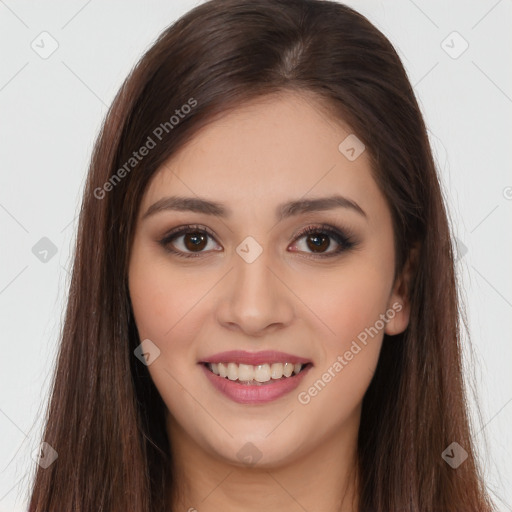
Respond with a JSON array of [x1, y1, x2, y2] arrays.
[[215, 245, 295, 337]]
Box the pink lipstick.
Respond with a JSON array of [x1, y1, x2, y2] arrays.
[[198, 350, 312, 404]]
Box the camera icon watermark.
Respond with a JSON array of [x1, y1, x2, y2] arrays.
[[31, 31, 59, 59], [338, 134, 365, 161], [32, 441, 58, 469], [32, 237, 58, 263], [454, 237, 468, 262], [134, 338, 161, 366], [441, 441, 468, 469], [236, 442, 263, 467], [441, 31, 469, 60], [236, 236, 263, 264]]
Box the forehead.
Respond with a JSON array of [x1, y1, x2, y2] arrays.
[[140, 91, 383, 220]]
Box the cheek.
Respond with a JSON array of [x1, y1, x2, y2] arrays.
[[129, 248, 209, 342], [293, 267, 388, 424], [290, 258, 392, 408], [128, 251, 209, 415], [294, 261, 392, 345]]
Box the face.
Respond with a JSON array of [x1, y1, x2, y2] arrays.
[[128, 91, 410, 469]]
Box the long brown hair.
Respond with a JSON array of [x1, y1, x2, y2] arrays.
[[28, 0, 495, 510]]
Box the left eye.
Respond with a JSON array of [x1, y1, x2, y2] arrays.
[[159, 223, 356, 259], [290, 224, 355, 257]]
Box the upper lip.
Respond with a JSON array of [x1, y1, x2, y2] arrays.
[[199, 350, 312, 366]]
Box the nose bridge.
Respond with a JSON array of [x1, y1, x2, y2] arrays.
[[216, 235, 294, 334]]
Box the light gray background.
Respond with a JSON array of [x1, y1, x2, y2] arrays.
[[1, 1, 511, 510]]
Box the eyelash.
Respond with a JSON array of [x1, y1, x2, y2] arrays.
[[158, 223, 357, 260]]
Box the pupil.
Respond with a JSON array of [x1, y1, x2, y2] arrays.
[[307, 234, 329, 252], [185, 233, 207, 251]]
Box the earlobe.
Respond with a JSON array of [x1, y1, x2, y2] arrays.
[[384, 297, 410, 336], [384, 244, 419, 336]]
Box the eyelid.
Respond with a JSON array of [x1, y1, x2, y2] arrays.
[[160, 223, 218, 242]]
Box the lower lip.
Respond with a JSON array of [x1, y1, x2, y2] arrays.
[[200, 363, 312, 404]]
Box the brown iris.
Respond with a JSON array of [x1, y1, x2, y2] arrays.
[[306, 233, 330, 253], [184, 232, 208, 251]]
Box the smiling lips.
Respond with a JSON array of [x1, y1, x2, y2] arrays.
[[199, 350, 313, 403]]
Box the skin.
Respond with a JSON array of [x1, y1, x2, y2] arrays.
[[128, 91, 411, 512]]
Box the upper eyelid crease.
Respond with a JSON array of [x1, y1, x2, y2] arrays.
[[142, 194, 367, 221]]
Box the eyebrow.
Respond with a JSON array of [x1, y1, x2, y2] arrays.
[[142, 194, 367, 221]]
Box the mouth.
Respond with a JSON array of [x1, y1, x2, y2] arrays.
[[202, 361, 313, 386], [198, 351, 313, 404]]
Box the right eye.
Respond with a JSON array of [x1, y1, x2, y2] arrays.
[[159, 224, 222, 258]]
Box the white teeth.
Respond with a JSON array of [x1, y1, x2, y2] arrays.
[[270, 363, 283, 379], [227, 362, 238, 381], [283, 362, 293, 377], [238, 364, 254, 381], [207, 361, 306, 382], [218, 362, 228, 378], [254, 364, 271, 382]]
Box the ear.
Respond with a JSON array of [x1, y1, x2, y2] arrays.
[[384, 244, 419, 336]]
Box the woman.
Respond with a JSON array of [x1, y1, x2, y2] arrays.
[[28, 0, 495, 510]]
